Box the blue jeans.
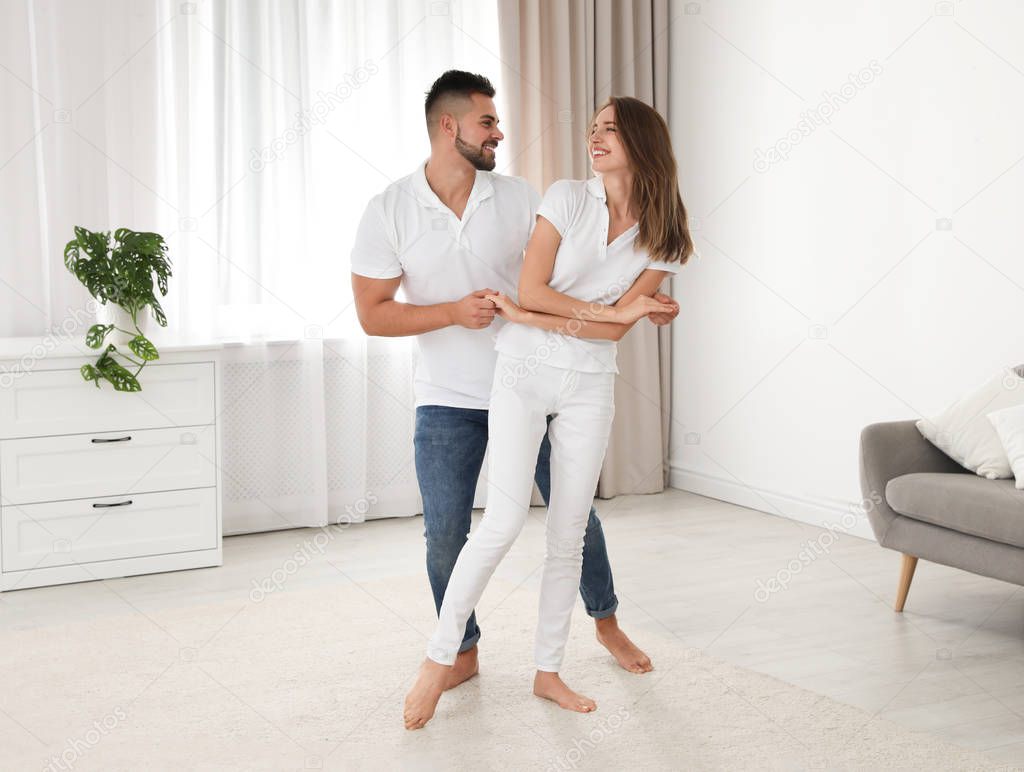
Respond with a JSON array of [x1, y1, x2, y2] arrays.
[[414, 405, 619, 654]]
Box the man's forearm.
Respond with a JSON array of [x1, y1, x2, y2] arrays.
[[361, 299, 454, 337]]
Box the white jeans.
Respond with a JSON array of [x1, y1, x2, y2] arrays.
[[427, 352, 616, 672]]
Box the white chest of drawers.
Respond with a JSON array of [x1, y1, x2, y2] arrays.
[[0, 338, 223, 591]]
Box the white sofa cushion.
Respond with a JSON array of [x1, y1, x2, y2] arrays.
[[988, 403, 1024, 490], [917, 367, 1024, 479]]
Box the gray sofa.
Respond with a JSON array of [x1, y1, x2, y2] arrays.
[[859, 420, 1024, 611]]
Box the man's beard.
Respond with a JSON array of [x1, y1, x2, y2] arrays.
[[455, 128, 497, 171]]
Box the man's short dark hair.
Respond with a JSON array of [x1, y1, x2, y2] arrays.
[[424, 70, 495, 136]]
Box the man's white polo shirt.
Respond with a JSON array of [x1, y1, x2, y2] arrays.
[[351, 161, 540, 409]]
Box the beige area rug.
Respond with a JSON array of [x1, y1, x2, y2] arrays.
[[0, 573, 1015, 772]]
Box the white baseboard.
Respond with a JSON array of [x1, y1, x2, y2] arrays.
[[668, 464, 876, 542]]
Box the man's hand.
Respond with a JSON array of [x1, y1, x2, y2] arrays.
[[448, 288, 498, 329], [647, 292, 679, 326], [486, 292, 530, 324]]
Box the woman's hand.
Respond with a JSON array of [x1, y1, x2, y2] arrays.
[[647, 292, 679, 326], [611, 294, 678, 325], [485, 292, 531, 324]]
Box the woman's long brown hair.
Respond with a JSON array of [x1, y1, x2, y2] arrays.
[[591, 96, 693, 265]]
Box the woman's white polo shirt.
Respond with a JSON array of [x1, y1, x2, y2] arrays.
[[495, 176, 681, 374]]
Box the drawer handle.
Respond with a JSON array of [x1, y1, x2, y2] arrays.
[[92, 499, 133, 509], [91, 436, 132, 443]]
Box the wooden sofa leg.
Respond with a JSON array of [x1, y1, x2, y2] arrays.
[[895, 554, 918, 612]]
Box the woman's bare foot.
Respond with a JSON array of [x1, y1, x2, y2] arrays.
[[595, 615, 653, 674], [403, 658, 451, 730], [533, 671, 597, 713], [444, 645, 479, 690]]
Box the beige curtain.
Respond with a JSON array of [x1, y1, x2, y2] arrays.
[[498, 0, 674, 496]]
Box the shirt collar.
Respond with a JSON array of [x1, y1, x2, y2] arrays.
[[586, 174, 606, 201], [411, 160, 495, 210]]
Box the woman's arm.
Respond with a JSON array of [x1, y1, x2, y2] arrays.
[[488, 268, 676, 342], [610, 268, 672, 311], [490, 294, 626, 340], [517, 217, 675, 324]]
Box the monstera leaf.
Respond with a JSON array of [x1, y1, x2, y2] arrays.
[[85, 324, 114, 349], [80, 363, 100, 387], [95, 347, 141, 392], [128, 334, 159, 361]]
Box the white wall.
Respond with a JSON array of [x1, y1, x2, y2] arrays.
[[666, 0, 1024, 539]]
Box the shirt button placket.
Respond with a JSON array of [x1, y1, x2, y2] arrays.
[[453, 218, 461, 247]]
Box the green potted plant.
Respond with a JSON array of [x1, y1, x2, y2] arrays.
[[64, 226, 172, 391]]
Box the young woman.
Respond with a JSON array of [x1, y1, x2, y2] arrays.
[[404, 96, 693, 729]]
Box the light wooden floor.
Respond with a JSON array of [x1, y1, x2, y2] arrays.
[[567, 489, 1024, 766], [2, 488, 1022, 766]]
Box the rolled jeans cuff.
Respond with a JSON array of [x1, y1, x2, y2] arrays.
[[587, 596, 619, 620], [458, 630, 480, 654]]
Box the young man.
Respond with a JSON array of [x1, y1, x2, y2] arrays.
[[349, 71, 678, 724]]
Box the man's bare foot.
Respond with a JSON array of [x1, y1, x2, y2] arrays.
[[444, 646, 479, 691], [403, 658, 451, 730], [533, 670, 596, 712], [595, 615, 653, 674]]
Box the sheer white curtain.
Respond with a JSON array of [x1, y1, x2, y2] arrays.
[[0, 0, 503, 532]]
